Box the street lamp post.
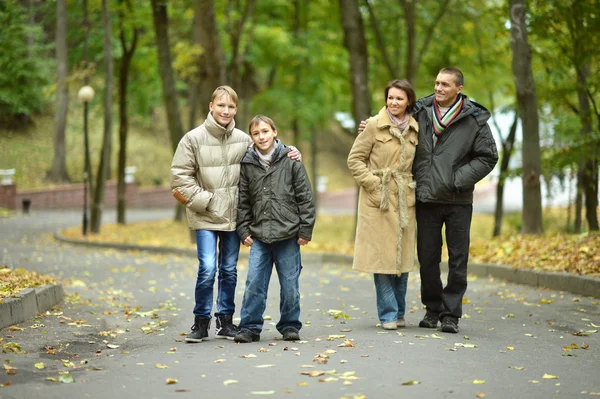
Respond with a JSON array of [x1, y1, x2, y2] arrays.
[[78, 86, 95, 236]]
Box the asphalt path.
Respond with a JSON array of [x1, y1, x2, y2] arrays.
[[1, 210, 599, 399]]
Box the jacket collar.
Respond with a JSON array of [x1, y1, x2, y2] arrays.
[[204, 111, 235, 139], [376, 106, 419, 133], [242, 140, 290, 165], [413, 94, 491, 126]]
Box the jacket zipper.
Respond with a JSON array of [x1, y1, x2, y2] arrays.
[[222, 136, 234, 229]]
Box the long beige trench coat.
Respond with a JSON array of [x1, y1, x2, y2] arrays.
[[347, 107, 419, 275]]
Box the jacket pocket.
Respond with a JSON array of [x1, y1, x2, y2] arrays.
[[279, 202, 300, 224], [366, 187, 381, 208]]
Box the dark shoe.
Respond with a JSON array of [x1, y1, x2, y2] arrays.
[[441, 317, 459, 333], [419, 314, 439, 329], [282, 328, 300, 341], [215, 315, 238, 340], [234, 330, 260, 343], [185, 317, 210, 343]]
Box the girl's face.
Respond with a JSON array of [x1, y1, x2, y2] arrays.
[[386, 87, 409, 117], [209, 94, 237, 127], [249, 121, 278, 154]]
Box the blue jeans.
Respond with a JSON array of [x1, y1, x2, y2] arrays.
[[374, 273, 409, 323], [239, 237, 302, 335], [193, 230, 240, 319]]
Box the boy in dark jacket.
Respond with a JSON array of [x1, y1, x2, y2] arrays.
[[234, 115, 316, 343]]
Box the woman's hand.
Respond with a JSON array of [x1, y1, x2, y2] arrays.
[[243, 236, 254, 247], [288, 146, 302, 161]]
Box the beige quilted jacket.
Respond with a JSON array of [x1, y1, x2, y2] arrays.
[[170, 113, 251, 231]]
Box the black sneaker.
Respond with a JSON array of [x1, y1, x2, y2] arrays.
[[215, 315, 238, 340], [441, 317, 459, 333], [185, 317, 210, 343], [282, 328, 300, 341], [234, 330, 260, 343], [419, 314, 439, 329]]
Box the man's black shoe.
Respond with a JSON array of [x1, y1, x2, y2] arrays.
[[185, 317, 210, 343], [441, 317, 459, 333], [419, 314, 439, 328], [234, 330, 260, 343], [282, 328, 300, 341], [215, 315, 238, 340]]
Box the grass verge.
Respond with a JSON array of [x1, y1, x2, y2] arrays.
[[0, 266, 57, 300]]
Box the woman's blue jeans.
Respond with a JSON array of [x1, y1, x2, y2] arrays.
[[239, 237, 302, 335], [374, 272, 409, 323], [193, 230, 240, 319]]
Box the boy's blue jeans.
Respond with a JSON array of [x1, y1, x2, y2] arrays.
[[193, 230, 240, 319], [374, 272, 409, 323], [239, 237, 302, 335]]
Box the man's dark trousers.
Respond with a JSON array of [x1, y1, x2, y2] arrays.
[[416, 202, 473, 322]]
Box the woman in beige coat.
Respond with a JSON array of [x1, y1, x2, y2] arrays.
[[347, 79, 418, 330]]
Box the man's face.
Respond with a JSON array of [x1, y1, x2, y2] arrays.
[[434, 73, 463, 107]]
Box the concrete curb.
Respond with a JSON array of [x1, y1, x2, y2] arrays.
[[0, 284, 64, 331], [54, 233, 600, 299]]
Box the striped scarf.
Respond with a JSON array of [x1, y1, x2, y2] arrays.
[[432, 96, 463, 145]]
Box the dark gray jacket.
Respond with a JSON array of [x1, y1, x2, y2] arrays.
[[237, 142, 316, 244], [412, 94, 498, 204]]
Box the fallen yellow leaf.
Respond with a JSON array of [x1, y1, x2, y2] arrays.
[[472, 380, 485, 384], [34, 362, 44, 370], [155, 363, 169, 369], [300, 371, 325, 377], [165, 378, 177, 384], [223, 379, 238, 385], [542, 374, 558, 379]]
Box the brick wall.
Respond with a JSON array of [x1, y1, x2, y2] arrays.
[[0, 181, 175, 211], [0, 184, 16, 210]]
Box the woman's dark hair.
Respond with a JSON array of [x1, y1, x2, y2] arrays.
[[384, 79, 416, 113]]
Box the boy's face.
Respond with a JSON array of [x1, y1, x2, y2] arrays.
[[250, 121, 277, 155], [209, 94, 237, 127]]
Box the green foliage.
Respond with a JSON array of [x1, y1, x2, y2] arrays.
[[0, 0, 51, 127]]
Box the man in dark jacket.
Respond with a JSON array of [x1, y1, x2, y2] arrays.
[[413, 67, 498, 333]]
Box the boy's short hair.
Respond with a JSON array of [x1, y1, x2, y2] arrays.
[[211, 85, 239, 105], [248, 114, 277, 133]]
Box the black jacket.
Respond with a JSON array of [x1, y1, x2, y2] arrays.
[[237, 143, 316, 244], [412, 94, 498, 204]]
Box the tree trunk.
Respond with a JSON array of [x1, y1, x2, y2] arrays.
[[90, 0, 114, 233], [195, 0, 226, 114], [574, 168, 583, 233], [400, 0, 416, 85], [150, 0, 185, 222], [339, 0, 371, 239], [47, 0, 70, 183], [509, 0, 543, 234], [116, 0, 138, 225], [151, 0, 184, 154], [493, 111, 518, 237], [338, 0, 372, 128]]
